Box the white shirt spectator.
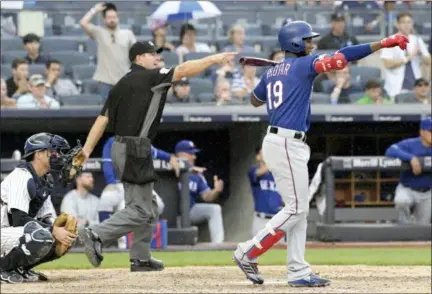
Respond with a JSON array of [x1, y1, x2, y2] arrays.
[[381, 34, 430, 98], [16, 94, 60, 109], [176, 43, 211, 62], [61, 189, 100, 226]]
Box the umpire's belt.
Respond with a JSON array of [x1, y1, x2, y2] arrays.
[[268, 126, 306, 142], [256, 212, 275, 219]]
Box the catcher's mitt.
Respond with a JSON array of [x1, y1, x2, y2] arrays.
[[53, 213, 78, 256], [59, 140, 87, 187]]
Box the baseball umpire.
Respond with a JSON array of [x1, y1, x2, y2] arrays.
[[232, 21, 409, 287], [77, 40, 236, 271], [0, 133, 78, 283]]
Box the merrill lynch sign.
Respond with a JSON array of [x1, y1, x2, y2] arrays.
[[351, 158, 402, 168]]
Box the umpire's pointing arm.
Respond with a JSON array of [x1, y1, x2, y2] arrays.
[[81, 42, 237, 160]]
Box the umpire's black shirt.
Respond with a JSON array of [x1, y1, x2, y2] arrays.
[[101, 63, 175, 140]]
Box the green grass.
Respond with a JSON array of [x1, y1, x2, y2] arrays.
[[37, 248, 431, 270]]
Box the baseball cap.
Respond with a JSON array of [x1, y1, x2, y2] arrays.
[[331, 12, 345, 22], [128, 41, 163, 62], [175, 140, 200, 154], [29, 74, 45, 86], [420, 117, 432, 131]]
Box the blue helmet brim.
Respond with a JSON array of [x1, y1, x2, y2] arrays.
[[302, 32, 320, 40]]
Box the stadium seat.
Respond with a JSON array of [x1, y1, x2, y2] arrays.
[[395, 92, 417, 104], [320, 80, 336, 94], [1, 64, 11, 78], [350, 66, 381, 85], [81, 79, 102, 94], [1, 38, 25, 52], [197, 92, 215, 103], [42, 38, 79, 53], [183, 52, 212, 62], [189, 78, 214, 97], [29, 64, 47, 76], [2, 51, 27, 64], [161, 51, 179, 67], [61, 94, 103, 106], [72, 64, 96, 81], [348, 92, 366, 103], [49, 51, 92, 75], [311, 92, 331, 104], [85, 40, 98, 57]]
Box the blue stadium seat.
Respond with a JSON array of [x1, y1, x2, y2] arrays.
[[348, 91, 366, 103], [311, 92, 331, 104], [42, 38, 79, 53], [350, 66, 381, 86], [1, 64, 11, 78], [2, 51, 27, 64], [161, 51, 179, 67], [81, 79, 101, 94], [49, 51, 92, 74], [29, 64, 47, 76], [85, 40, 98, 57], [183, 52, 212, 62], [395, 92, 417, 104], [189, 78, 214, 97], [197, 92, 215, 103], [320, 80, 336, 94], [61, 94, 103, 106], [71, 64, 96, 81], [1, 38, 24, 51]]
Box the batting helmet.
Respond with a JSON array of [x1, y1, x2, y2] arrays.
[[278, 21, 320, 54], [23, 132, 70, 158]]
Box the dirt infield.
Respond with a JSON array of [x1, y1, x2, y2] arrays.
[[2, 265, 430, 293]]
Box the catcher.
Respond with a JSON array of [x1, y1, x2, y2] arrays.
[[0, 133, 81, 284]]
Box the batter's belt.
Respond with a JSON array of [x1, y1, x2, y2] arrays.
[[268, 126, 307, 142]]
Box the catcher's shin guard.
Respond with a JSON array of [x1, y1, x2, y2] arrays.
[[0, 222, 53, 271], [247, 227, 285, 260]]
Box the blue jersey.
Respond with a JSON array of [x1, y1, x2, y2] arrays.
[[253, 55, 319, 132], [102, 136, 171, 185], [385, 137, 432, 190], [248, 166, 283, 215], [179, 173, 211, 208]]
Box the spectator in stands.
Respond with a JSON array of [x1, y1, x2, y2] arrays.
[[224, 24, 254, 53], [327, 66, 363, 104], [231, 64, 260, 100], [176, 23, 211, 63], [384, 117, 432, 225], [6, 58, 29, 98], [269, 50, 285, 63], [151, 20, 175, 52], [175, 140, 225, 244], [45, 59, 79, 99], [80, 2, 137, 99], [1, 14, 17, 37], [214, 78, 234, 106], [61, 172, 100, 227], [356, 79, 392, 104], [22, 33, 49, 64], [167, 77, 196, 103], [1, 78, 16, 109], [381, 12, 431, 99], [16, 74, 60, 109], [413, 78, 431, 104], [317, 12, 359, 50]]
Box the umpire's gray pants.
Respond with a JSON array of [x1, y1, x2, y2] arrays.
[[91, 140, 158, 261]]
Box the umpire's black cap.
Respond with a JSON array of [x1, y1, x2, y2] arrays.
[[129, 41, 164, 62]]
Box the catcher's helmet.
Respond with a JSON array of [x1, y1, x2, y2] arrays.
[[23, 132, 70, 158], [278, 21, 320, 54]]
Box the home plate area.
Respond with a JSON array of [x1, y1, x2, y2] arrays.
[[1, 265, 430, 293]]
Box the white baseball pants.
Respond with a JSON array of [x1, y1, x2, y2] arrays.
[[190, 203, 224, 244], [1, 226, 24, 256], [237, 129, 311, 281]]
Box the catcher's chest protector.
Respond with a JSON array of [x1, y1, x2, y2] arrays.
[[21, 163, 53, 218]]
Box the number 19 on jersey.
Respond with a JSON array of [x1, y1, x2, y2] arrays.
[[267, 81, 283, 110]]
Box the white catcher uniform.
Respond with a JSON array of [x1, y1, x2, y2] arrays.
[[1, 167, 56, 257]]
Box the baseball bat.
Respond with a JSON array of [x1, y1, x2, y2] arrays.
[[239, 56, 279, 67]]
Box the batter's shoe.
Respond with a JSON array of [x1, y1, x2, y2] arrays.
[[0, 270, 24, 284], [288, 273, 331, 287], [78, 227, 103, 267], [17, 268, 48, 282], [130, 257, 164, 272], [232, 252, 264, 285]]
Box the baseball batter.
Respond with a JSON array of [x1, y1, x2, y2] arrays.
[[0, 133, 76, 283], [233, 21, 409, 287], [98, 136, 178, 247]]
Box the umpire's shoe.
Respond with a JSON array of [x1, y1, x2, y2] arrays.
[[288, 273, 331, 287], [78, 227, 103, 267], [130, 257, 164, 272], [0, 270, 24, 284]]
